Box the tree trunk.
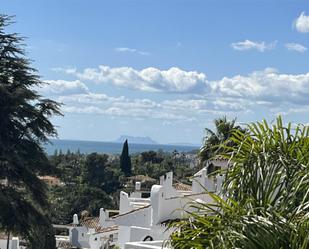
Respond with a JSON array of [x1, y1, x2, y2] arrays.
[[6, 231, 10, 249]]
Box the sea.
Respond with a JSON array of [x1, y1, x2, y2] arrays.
[[44, 139, 200, 155]]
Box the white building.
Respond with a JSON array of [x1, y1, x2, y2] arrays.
[[66, 156, 229, 249], [69, 209, 119, 249], [113, 156, 229, 249], [0, 234, 20, 249]]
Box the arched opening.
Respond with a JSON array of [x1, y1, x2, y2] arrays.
[[143, 235, 153, 241]]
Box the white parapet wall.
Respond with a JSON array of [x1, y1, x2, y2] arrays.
[[124, 240, 169, 249], [0, 238, 20, 249]]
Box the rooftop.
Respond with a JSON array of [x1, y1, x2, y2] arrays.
[[79, 217, 118, 234], [173, 182, 192, 192]]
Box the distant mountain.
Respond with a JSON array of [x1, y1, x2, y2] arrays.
[[115, 135, 158, 145]]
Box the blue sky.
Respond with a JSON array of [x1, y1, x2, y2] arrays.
[[2, 0, 309, 144]]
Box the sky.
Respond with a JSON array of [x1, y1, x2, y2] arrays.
[[2, 0, 309, 144]]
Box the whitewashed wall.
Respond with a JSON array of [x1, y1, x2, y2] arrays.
[[70, 227, 92, 248], [0, 238, 19, 249]]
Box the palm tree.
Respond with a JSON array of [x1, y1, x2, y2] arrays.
[[0, 15, 61, 248], [170, 117, 309, 248], [199, 116, 243, 164]]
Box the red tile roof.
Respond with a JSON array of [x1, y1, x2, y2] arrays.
[[173, 183, 192, 191], [112, 204, 151, 219], [79, 217, 118, 234]]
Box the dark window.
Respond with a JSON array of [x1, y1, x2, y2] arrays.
[[141, 192, 150, 198], [207, 163, 215, 175]]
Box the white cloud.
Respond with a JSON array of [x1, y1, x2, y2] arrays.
[[231, 40, 277, 52], [212, 68, 309, 105], [51, 67, 77, 74], [38, 80, 89, 95], [61, 65, 208, 93], [59, 93, 191, 121], [294, 12, 309, 33], [50, 66, 309, 107], [47, 65, 309, 121], [285, 43, 307, 53], [115, 47, 150, 56], [54, 90, 250, 122]]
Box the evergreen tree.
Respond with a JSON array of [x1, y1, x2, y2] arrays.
[[120, 140, 132, 176], [0, 15, 61, 248]]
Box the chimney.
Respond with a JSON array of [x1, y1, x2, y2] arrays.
[[99, 208, 106, 226], [135, 181, 141, 191], [165, 172, 173, 188], [73, 214, 79, 225], [159, 175, 164, 185]]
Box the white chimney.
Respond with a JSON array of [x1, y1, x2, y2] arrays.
[[99, 208, 106, 226], [73, 214, 79, 225], [135, 181, 141, 191], [159, 175, 164, 185], [165, 172, 173, 188]]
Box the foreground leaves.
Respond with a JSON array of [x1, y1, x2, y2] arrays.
[[170, 117, 309, 249]]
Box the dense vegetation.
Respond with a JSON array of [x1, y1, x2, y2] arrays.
[[0, 15, 61, 248], [170, 117, 309, 249]]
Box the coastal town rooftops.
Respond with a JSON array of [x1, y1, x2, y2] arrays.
[[79, 216, 118, 234]]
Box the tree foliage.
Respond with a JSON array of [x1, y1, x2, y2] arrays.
[[120, 140, 132, 176], [83, 152, 122, 193], [0, 15, 61, 248], [199, 116, 244, 164], [170, 117, 309, 249], [48, 151, 123, 224]]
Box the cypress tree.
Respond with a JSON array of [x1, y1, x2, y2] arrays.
[[120, 139, 132, 176]]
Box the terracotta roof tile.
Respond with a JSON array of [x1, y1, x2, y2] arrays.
[[80, 217, 100, 229], [79, 217, 118, 233], [57, 241, 72, 249], [173, 183, 192, 191], [112, 204, 151, 218]]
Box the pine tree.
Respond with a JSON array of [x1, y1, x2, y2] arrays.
[[120, 140, 132, 176], [0, 15, 61, 248]]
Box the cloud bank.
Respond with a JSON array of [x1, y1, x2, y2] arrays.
[[41, 66, 309, 121], [58, 66, 208, 93]]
